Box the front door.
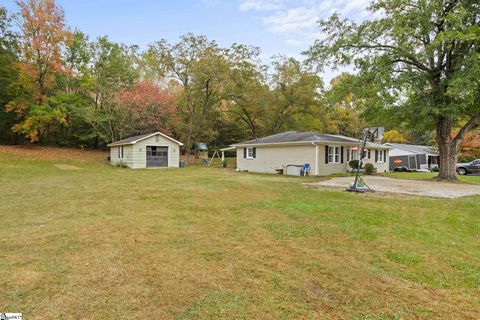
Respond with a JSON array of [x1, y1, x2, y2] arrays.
[[146, 146, 168, 167]]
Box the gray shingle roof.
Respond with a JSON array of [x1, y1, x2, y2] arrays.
[[107, 132, 183, 147], [231, 131, 391, 148], [383, 143, 438, 155]]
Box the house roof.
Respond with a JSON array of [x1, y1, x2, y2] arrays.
[[383, 143, 438, 155], [231, 131, 391, 149], [107, 132, 183, 147]]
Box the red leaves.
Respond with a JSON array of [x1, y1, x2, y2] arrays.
[[116, 80, 177, 134]]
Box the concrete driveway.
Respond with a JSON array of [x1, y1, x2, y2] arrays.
[[307, 176, 480, 198]]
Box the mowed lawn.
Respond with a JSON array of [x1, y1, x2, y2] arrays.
[[1, 147, 480, 319]]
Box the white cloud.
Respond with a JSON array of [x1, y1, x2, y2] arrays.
[[239, 0, 285, 12], [238, 0, 372, 48]]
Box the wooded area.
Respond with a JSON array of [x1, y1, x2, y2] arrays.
[[0, 0, 479, 180]]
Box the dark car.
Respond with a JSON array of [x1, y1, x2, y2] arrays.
[[456, 159, 480, 175]]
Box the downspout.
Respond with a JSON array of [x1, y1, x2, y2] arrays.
[[312, 142, 319, 176]]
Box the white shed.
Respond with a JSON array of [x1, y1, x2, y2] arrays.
[[107, 132, 183, 168]]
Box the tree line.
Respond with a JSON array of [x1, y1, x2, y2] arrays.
[[0, 1, 366, 159]]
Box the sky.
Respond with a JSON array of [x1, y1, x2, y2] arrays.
[[2, 0, 373, 82]]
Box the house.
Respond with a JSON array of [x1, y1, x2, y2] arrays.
[[230, 131, 391, 176], [383, 143, 439, 171], [107, 132, 183, 168]]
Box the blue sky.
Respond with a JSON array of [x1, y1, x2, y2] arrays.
[[2, 0, 372, 81]]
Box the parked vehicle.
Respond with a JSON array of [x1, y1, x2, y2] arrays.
[[456, 159, 480, 175]]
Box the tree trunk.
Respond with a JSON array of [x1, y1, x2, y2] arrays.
[[435, 117, 458, 181]]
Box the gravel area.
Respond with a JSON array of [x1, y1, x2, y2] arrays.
[[307, 176, 480, 198]]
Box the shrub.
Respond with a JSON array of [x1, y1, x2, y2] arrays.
[[432, 166, 439, 172], [364, 163, 375, 175], [222, 160, 227, 168], [349, 160, 359, 169], [116, 161, 128, 168], [457, 155, 475, 163]]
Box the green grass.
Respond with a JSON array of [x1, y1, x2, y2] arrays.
[[383, 171, 480, 184], [1, 146, 480, 319]]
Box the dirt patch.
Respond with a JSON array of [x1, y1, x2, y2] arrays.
[[306, 176, 480, 198], [54, 164, 81, 170]]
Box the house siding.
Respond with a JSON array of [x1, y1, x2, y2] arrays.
[[109, 134, 181, 168], [236, 145, 316, 174], [235, 144, 390, 175]]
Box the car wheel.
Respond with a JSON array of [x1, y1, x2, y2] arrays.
[[457, 167, 467, 175]]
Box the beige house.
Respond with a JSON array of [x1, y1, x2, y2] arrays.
[[107, 132, 183, 168], [231, 131, 390, 176]]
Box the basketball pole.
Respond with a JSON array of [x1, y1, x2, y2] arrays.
[[348, 127, 378, 193]]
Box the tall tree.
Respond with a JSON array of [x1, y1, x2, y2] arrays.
[[144, 34, 228, 162], [266, 56, 322, 134], [7, 0, 71, 142], [223, 44, 269, 138], [0, 6, 19, 144], [306, 0, 480, 181], [85, 37, 139, 144]]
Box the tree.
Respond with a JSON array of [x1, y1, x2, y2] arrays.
[[6, 0, 71, 143], [456, 129, 480, 160], [306, 0, 480, 181], [144, 34, 228, 162], [383, 130, 408, 143], [86, 37, 139, 144], [0, 6, 20, 144], [116, 80, 176, 135], [266, 56, 322, 134], [223, 44, 269, 138]]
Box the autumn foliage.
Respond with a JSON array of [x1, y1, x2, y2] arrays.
[[116, 81, 176, 135]]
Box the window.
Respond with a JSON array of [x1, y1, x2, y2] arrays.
[[349, 148, 359, 161], [117, 146, 124, 158], [376, 150, 384, 163], [246, 147, 256, 159], [328, 146, 341, 163]]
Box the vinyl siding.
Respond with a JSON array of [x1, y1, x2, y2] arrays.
[[109, 134, 181, 168], [235, 144, 390, 175], [110, 145, 134, 167], [236, 145, 316, 174]]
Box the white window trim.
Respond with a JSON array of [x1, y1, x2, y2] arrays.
[[246, 147, 255, 159], [328, 146, 341, 164]]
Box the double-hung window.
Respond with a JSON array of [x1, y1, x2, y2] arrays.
[[244, 148, 257, 159], [376, 150, 384, 163], [328, 146, 341, 163], [118, 146, 124, 158]]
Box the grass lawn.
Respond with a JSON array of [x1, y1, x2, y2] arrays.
[[383, 171, 480, 185], [1, 146, 480, 319]]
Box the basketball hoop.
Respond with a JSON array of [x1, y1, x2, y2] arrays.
[[346, 127, 384, 193]]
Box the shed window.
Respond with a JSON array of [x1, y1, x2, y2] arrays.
[[328, 146, 341, 163], [117, 146, 124, 158], [376, 150, 384, 163], [246, 147, 256, 159]]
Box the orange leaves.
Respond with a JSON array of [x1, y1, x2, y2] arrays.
[[16, 0, 71, 102]]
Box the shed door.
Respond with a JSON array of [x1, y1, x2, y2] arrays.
[[146, 146, 168, 167]]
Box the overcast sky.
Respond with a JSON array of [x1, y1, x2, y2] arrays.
[[2, 0, 374, 82]]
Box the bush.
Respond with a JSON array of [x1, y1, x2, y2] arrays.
[[222, 160, 227, 168], [116, 161, 128, 168], [364, 163, 375, 175], [349, 160, 359, 169], [432, 166, 439, 172]]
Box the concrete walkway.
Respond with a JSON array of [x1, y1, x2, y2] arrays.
[[307, 176, 480, 198]]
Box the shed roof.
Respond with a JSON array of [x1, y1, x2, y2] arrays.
[[383, 143, 438, 155], [107, 132, 183, 147], [231, 131, 391, 149]]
